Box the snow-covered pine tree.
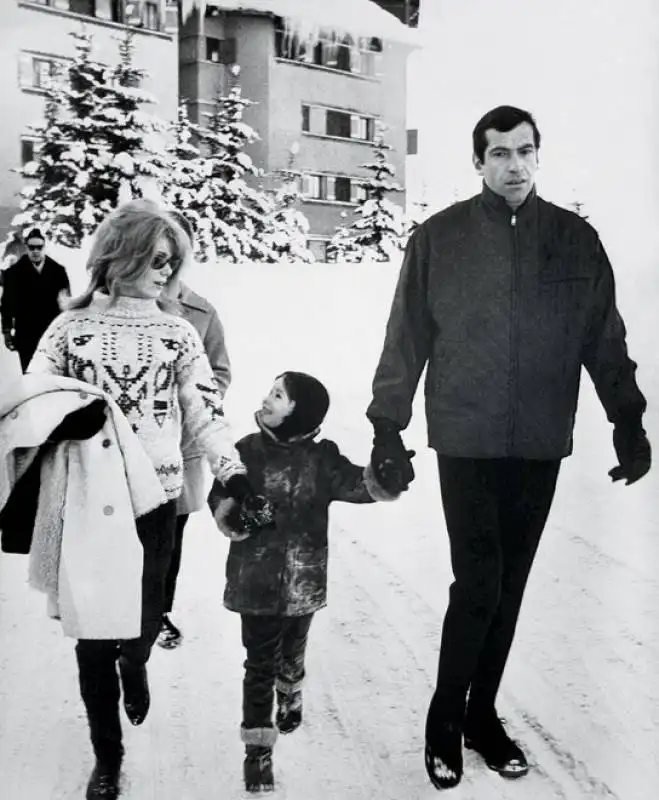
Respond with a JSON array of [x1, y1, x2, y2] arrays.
[[194, 67, 275, 262], [263, 146, 314, 263], [161, 101, 213, 258], [326, 212, 363, 263], [328, 123, 407, 262], [10, 67, 72, 244], [97, 31, 168, 203], [11, 32, 112, 246], [12, 31, 169, 247]]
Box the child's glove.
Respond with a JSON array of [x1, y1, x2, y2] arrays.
[[224, 474, 276, 532], [231, 495, 276, 535]]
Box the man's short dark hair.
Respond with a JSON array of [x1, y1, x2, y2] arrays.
[[168, 210, 194, 245], [25, 227, 45, 243], [472, 106, 541, 163]]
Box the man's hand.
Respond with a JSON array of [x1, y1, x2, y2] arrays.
[[370, 418, 416, 494], [3, 328, 16, 351], [608, 421, 651, 485]]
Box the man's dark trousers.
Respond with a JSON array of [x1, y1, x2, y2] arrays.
[[430, 456, 560, 725]]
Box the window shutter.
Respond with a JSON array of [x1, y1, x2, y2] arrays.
[[220, 38, 237, 65], [325, 177, 336, 201]]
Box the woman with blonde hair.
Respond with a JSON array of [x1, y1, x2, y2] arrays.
[[28, 199, 260, 799]]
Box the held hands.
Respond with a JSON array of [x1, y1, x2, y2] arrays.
[[608, 421, 651, 485], [224, 473, 276, 532], [370, 418, 416, 494]]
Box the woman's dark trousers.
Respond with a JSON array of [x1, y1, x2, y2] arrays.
[[241, 613, 314, 731], [75, 500, 177, 765], [163, 513, 189, 614], [427, 456, 560, 733]]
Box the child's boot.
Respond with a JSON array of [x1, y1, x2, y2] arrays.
[[275, 688, 303, 734], [241, 725, 277, 792]]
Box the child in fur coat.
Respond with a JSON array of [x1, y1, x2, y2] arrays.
[[208, 371, 403, 793]]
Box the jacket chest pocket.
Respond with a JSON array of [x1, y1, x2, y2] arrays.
[[538, 262, 592, 314]]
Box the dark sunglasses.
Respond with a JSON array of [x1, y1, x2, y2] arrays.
[[151, 252, 174, 271], [27, 243, 45, 251]]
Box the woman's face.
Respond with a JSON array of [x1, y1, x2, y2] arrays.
[[119, 235, 174, 299]]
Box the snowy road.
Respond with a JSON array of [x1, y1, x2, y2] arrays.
[[1, 262, 658, 799]]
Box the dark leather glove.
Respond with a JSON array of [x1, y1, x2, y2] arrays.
[[3, 329, 16, 351], [47, 398, 107, 443], [608, 420, 651, 485], [370, 418, 416, 494], [224, 474, 276, 530]]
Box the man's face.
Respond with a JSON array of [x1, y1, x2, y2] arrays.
[[474, 122, 538, 209], [26, 237, 46, 264]]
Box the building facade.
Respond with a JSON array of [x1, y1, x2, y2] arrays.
[[0, 0, 179, 240], [180, 2, 416, 259]]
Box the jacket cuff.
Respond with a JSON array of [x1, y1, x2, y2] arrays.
[[368, 416, 401, 436], [364, 462, 400, 502], [208, 496, 251, 541]]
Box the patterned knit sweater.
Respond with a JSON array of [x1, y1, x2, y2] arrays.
[[28, 292, 245, 499]]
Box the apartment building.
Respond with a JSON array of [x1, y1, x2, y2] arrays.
[[0, 0, 179, 239], [180, 0, 418, 260]]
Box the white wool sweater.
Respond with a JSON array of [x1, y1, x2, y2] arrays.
[[28, 292, 245, 498]]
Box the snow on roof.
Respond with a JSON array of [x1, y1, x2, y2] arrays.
[[199, 0, 420, 46]]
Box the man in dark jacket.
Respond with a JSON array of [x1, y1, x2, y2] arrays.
[[366, 105, 651, 790], [1, 228, 70, 371]]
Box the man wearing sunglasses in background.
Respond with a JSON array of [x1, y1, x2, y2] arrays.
[[1, 227, 70, 371]]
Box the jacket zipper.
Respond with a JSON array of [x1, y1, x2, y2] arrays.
[[507, 213, 520, 453]]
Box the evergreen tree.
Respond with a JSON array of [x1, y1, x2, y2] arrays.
[[262, 146, 314, 263], [328, 124, 407, 262], [12, 31, 168, 247], [161, 101, 213, 259], [194, 67, 275, 262]]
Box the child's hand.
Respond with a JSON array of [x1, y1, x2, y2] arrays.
[[240, 495, 276, 532]]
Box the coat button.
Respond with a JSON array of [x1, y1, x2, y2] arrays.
[[79, 391, 88, 400], [102, 438, 111, 448], [103, 505, 114, 516], [10, 410, 18, 419]]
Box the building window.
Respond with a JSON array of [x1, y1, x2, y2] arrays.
[[19, 51, 69, 92], [407, 128, 419, 155], [205, 37, 237, 64], [21, 138, 43, 166], [302, 104, 376, 142], [32, 1, 164, 30], [301, 173, 365, 203], [275, 20, 382, 77]]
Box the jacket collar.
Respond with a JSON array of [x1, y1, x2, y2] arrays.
[[480, 181, 537, 220], [177, 283, 209, 313], [254, 411, 319, 447]]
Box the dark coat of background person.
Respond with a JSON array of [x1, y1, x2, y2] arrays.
[[0, 254, 70, 370]]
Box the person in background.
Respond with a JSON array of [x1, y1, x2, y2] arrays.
[[156, 209, 232, 650], [27, 199, 259, 800], [1, 228, 70, 371], [366, 105, 651, 790]]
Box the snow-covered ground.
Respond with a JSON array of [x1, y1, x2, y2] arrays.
[[1, 255, 658, 799]]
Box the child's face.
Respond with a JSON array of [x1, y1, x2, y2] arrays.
[[260, 377, 295, 428]]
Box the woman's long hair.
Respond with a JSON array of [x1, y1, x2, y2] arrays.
[[66, 199, 191, 313]]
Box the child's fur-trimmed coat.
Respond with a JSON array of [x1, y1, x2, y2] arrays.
[[208, 428, 397, 617]]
